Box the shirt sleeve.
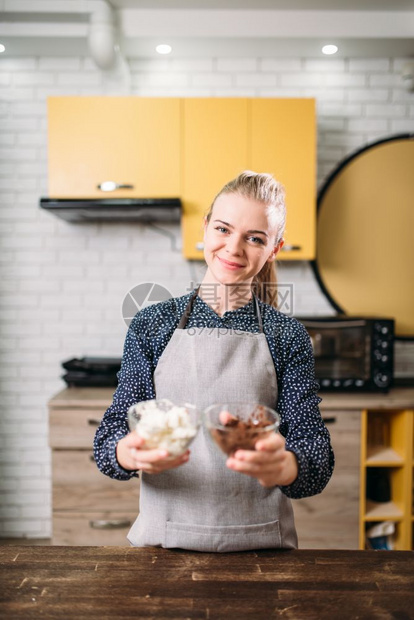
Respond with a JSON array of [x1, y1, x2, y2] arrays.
[[93, 313, 156, 480], [275, 320, 335, 499]]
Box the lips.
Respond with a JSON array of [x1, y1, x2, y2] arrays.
[[217, 256, 245, 269]]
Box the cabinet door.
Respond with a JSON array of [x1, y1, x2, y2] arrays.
[[53, 511, 137, 546], [52, 451, 139, 512], [49, 407, 105, 449], [182, 98, 249, 259], [251, 99, 316, 260], [292, 410, 361, 549], [48, 97, 180, 198]]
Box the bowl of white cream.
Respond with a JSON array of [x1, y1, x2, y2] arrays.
[[127, 399, 200, 457]]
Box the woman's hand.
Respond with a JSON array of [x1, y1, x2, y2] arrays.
[[116, 432, 190, 474], [226, 432, 298, 488]]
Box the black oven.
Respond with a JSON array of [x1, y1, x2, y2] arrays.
[[297, 317, 394, 391]]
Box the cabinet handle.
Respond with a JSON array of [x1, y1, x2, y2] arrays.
[[97, 181, 134, 192], [89, 519, 132, 530], [281, 244, 302, 252], [322, 416, 337, 425], [195, 242, 204, 251], [89, 454, 96, 462], [87, 418, 101, 427]]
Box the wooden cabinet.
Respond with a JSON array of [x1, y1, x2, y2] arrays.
[[251, 99, 316, 260], [293, 391, 414, 550], [47, 96, 316, 260], [182, 98, 249, 258], [47, 97, 181, 199], [182, 97, 316, 260], [359, 409, 414, 550], [292, 409, 361, 549], [49, 388, 139, 546], [49, 388, 414, 548]]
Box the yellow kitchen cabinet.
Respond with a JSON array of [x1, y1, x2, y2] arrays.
[[251, 99, 316, 260], [47, 97, 315, 259], [183, 98, 316, 260], [182, 98, 249, 258], [359, 409, 414, 550], [48, 97, 181, 199]]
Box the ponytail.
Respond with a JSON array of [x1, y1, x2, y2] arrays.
[[252, 260, 278, 308]]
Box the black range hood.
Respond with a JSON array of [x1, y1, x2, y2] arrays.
[[39, 197, 182, 223]]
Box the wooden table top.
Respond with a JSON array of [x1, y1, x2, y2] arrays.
[[0, 546, 413, 619]]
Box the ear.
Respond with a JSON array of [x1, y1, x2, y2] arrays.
[[267, 239, 284, 262]]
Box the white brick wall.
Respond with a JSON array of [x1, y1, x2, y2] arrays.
[[0, 53, 413, 539]]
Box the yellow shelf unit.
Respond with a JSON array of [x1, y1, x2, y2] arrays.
[[359, 409, 413, 550]]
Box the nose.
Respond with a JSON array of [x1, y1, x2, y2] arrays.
[[225, 234, 244, 256]]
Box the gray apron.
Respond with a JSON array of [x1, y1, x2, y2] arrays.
[[127, 290, 298, 551]]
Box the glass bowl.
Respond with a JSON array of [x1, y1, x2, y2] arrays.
[[127, 399, 200, 458], [204, 402, 280, 456]]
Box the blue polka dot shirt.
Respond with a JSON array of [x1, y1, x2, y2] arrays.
[[93, 290, 334, 499]]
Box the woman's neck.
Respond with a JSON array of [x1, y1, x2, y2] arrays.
[[198, 277, 253, 316]]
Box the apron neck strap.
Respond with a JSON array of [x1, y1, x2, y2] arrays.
[[178, 287, 264, 333], [177, 288, 199, 329], [254, 294, 264, 333]]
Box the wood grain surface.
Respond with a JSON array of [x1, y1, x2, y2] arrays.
[[0, 546, 412, 620], [48, 386, 414, 411]]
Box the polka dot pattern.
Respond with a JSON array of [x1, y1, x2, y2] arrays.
[[93, 290, 335, 499]]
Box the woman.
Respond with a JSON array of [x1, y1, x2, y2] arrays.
[[94, 170, 334, 552]]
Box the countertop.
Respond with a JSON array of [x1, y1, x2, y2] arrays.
[[49, 386, 414, 410], [0, 546, 412, 619]]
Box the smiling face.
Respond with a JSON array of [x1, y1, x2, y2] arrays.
[[203, 192, 283, 288]]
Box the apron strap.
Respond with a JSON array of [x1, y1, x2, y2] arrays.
[[178, 287, 264, 333], [254, 294, 264, 333], [177, 288, 199, 329]]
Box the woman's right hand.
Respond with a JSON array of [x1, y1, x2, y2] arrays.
[[116, 432, 190, 474]]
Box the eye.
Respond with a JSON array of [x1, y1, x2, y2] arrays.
[[247, 236, 265, 245], [214, 226, 229, 234]]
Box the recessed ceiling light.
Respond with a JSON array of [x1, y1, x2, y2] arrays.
[[0, 44, 5, 53], [322, 45, 338, 55], [156, 44, 172, 55]]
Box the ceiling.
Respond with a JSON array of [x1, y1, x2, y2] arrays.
[[109, 1, 414, 8], [0, 0, 413, 59]]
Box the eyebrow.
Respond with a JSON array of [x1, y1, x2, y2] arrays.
[[213, 219, 269, 238]]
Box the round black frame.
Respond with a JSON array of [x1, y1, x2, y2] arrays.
[[310, 133, 414, 341]]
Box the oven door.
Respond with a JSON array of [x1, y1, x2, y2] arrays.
[[301, 320, 370, 389]]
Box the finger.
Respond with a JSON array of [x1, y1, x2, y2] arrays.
[[228, 457, 280, 475], [255, 432, 285, 452], [227, 454, 266, 473], [232, 448, 283, 465], [124, 433, 146, 449], [135, 462, 156, 473], [131, 447, 169, 463], [134, 451, 190, 471], [227, 451, 286, 475], [219, 410, 237, 425], [162, 452, 190, 468], [258, 477, 277, 488], [227, 458, 260, 474]]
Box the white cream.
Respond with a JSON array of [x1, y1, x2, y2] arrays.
[[131, 400, 198, 456]]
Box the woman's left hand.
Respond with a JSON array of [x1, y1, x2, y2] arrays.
[[226, 432, 298, 488]]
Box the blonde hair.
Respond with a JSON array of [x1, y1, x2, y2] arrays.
[[205, 170, 286, 308]]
